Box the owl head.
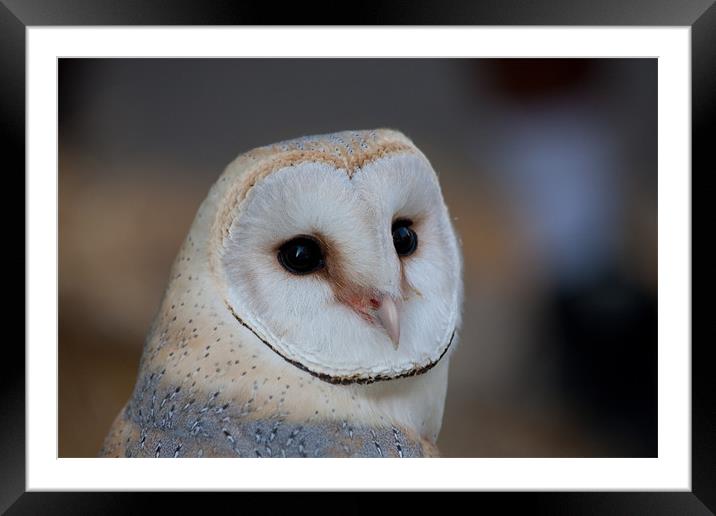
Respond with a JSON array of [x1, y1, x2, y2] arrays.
[[197, 129, 462, 386]]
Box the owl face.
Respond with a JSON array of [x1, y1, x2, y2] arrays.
[[214, 131, 462, 384]]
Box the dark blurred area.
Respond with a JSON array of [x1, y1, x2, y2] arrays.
[[58, 58, 657, 457]]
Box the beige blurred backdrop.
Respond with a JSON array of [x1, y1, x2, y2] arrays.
[[59, 59, 657, 457]]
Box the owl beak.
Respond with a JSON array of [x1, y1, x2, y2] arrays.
[[375, 296, 401, 350]]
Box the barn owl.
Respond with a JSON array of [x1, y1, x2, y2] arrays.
[[100, 129, 463, 458]]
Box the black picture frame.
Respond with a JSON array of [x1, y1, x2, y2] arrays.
[[4, 0, 709, 513]]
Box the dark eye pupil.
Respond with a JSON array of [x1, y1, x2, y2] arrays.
[[278, 237, 325, 275], [392, 221, 418, 256]]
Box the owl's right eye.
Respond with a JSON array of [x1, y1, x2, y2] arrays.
[[277, 236, 325, 275]]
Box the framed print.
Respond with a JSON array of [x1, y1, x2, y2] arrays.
[[5, 0, 710, 512]]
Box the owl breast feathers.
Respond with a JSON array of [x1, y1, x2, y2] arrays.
[[100, 129, 462, 458]]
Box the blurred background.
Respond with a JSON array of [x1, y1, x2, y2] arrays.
[[59, 58, 657, 458]]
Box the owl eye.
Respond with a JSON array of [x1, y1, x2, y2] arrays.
[[392, 219, 418, 257], [277, 236, 325, 275]]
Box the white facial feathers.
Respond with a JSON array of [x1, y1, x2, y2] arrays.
[[209, 131, 462, 384]]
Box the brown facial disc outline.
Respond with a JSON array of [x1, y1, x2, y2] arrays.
[[224, 301, 454, 385]]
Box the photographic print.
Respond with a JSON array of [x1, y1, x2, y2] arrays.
[[59, 58, 657, 459]]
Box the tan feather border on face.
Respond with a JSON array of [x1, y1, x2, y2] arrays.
[[213, 144, 417, 244]]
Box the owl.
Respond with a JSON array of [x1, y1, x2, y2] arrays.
[[100, 129, 463, 458]]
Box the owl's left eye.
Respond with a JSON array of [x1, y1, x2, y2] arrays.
[[277, 236, 325, 275], [392, 219, 418, 257]]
